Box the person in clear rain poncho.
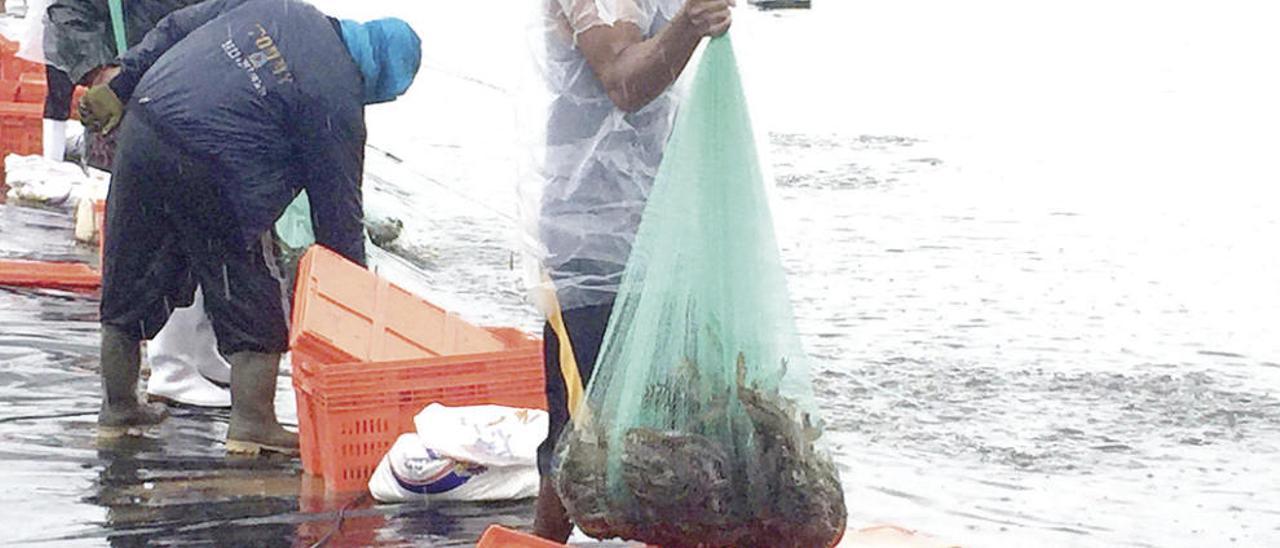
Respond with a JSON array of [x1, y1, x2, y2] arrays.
[[526, 0, 735, 541], [78, 0, 421, 455]]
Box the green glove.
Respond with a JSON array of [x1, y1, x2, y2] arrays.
[[79, 84, 124, 135]]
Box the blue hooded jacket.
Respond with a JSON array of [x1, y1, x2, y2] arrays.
[[106, 0, 422, 265]]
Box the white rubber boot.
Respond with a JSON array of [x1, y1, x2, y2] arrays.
[[145, 287, 232, 407], [42, 118, 66, 162], [146, 356, 232, 407], [190, 293, 232, 385]]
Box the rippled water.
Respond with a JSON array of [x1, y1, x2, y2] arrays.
[[4, 0, 1280, 546], [769, 132, 1280, 546]]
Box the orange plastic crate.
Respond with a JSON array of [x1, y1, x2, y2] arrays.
[[0, 38, 31, 82], [1, 37, 44, 102], [293, 348, 546, 492], [288, 246, 546, 491], [15, 72, 45, 103], [0, 259, 101, 289], [1, 101, 42, 158], [476, 525, 566, 548], [0, 80, 16, 101], [290, 245, 512, 368]]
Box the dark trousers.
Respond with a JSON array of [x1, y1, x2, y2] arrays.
[[100, 112, 290, 355], [43, 64, 73, 121], [536, 301, 614, 476]]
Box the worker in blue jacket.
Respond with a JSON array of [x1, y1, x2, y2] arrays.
[[78, 0, 421, 455]]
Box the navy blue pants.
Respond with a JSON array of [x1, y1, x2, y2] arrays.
[[537, 302, 614, 477], [43, 64, 73, 121], [99, 112, 290, 355]]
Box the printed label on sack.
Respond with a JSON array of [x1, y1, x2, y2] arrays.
[[390, 448, 489, 495]]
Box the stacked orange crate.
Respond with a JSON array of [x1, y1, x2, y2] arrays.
[[0, 37, 43, 163], [289, 246, 545, 491]]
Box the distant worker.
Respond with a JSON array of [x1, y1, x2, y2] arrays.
[[531, 0, 734, 541], [43, 0, 235, 408], [44, 0, 206, 170], [79, 0, 421, 455], [15, 0, 75, 162]]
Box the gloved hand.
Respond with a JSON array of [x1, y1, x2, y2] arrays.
[[79, 84, 124, 135]]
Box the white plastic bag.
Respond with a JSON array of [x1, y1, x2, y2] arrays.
[[368, 404, 547, 503], [4, 154, 108, 208]]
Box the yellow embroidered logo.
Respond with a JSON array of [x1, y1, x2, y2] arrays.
[[220, 22, 295, 97], [251, 24, 295, 85]]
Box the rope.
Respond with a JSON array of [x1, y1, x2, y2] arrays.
[[307, 493, 370, 548]]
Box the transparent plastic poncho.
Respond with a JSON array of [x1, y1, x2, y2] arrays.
[[519, 0, 684, 313], [16, 0, 49, 64], [552, 35, 847, 547]]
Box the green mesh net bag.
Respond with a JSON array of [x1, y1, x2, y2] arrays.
[[553, 36, 847, 547]]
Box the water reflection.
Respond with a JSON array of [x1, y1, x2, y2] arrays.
[[0, 204, 538, 545]]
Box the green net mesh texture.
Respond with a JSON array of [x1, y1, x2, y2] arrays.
[[554, 36, 846, 547]]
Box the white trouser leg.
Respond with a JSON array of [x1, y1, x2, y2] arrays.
[[146, 286, 232, 407], [42, 119, 66, 162]]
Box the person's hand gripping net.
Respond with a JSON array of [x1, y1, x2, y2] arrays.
[[79, 82, 125, 135], [681, 0, 736, 38]]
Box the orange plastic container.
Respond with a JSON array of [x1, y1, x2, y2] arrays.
[[0, 38, 30, 81], [93, 199, 106, 266], [15, 72, 45, 103], [0, 101, 42, 158], [293, 348, 546, 492], [1, 37, 88, 174], [290, 245, 515, 368], [475, 525, 566, 548], [1, 37, 43, 94], [0, 259, 101, 289], [289, 246, 546, 491]]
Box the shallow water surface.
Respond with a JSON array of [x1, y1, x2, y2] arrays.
[[0, 205, 538, 546], [5, 0, 1280, 545]]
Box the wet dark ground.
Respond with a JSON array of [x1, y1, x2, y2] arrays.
[[0, 204, 537, 546], [5, 129, 1280, 547]]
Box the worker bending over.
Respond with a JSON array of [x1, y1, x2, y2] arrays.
[[79, 0, 421, 454]]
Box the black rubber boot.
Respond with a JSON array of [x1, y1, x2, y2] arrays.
[[533, 477, 573, 542], [226, 352, 298, 456], [98, 324, 167, 437]]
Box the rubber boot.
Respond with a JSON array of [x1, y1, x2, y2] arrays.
[[42, 119, 67, 162], [145, 287, 231, 407], [145, 357, 231, 407], [226, 352, 299, 456], [188, 288, 232, 386], [532, 478, 573, 542], [98, 324, 168, 438]]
